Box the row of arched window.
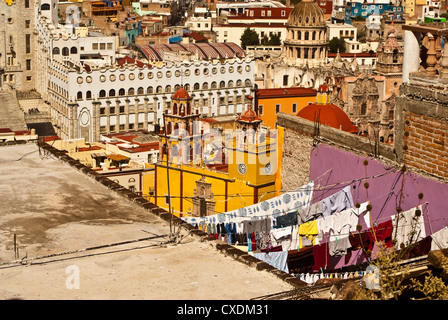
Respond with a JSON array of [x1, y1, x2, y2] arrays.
[[53, 46, 78, 56], [75, 80, 252, 101], [289, 29, 325, 42]]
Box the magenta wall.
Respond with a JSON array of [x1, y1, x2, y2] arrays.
[[308, 144, 448, 269]]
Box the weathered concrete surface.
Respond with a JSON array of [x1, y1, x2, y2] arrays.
[[0, 143, 300, 300]]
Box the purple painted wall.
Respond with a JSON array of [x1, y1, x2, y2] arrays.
[[308, 144, 448, 269]]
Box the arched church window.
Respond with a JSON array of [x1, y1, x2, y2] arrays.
[[393, 49, 399, 63], [361, 102, 367, 115]]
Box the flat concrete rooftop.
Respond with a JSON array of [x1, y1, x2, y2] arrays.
[[0, 143, 299, 300]]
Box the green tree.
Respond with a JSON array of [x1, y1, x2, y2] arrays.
[[240, 28, 260, 49], [267, 33, 281, 46], [328, 37, 346, 53]]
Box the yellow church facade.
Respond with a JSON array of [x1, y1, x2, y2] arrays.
[[151, 128, 284, 218]]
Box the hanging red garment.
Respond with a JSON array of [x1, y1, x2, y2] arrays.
[[367, 219, 394, 251]]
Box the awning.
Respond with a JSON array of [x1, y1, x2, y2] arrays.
[[106, 154, 130, 161], [169, 36, 182, 43], [91, 152, 107, 158]]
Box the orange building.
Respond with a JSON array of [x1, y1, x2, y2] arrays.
[[253, 87, 317, 129]]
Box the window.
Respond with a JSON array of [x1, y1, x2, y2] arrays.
[[26, 59, 31, 71], [25, 20, 30, 28], [258, 105, 264, 115], [70, 47, 77, 54], [275, 104, 280, 113], [26, 76, 32, 81], [26, 34, 31, 54], [109, 89, 116, 97], [107, 43, 113, 50], [100, 43, 106, 50], [86, 91, 92, 99], [92, 43, 98, 50], [120, 106, 125, 113], [62, 47, 69, 56], [361, 103, 367, 115], [283, 75, 288, 86], [281, 10, 285, 16], [292, 103, 297, 114], [109, 125, 116, 132], [25, 0, 29, 8], [99, 90, 106, 98], [100, 107, 105, 115], [77, 92, 83, 100], [261, 10, 265, 17]]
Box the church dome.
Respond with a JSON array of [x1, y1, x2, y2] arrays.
[[172, 86, 191, 100], [286, 0, 325, 27], [239, 106, 261, 123], [297, 103, 358, 133]]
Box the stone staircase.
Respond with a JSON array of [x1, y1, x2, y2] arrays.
[[0, 89, 28, 131]]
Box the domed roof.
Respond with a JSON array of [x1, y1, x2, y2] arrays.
[[286, 0, 325, 28], [172, 86, 191, 100], [297, 103, 358, 133], [239, 105, 261, 123]]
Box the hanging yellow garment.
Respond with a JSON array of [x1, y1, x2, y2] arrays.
[[298, 220, 318, 249]]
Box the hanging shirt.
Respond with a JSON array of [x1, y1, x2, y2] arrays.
[[391, 205, 426, 250], [321, 186, 354, 218], [329, 236, 352, 257], [270, 226, 293, 249], [276, 211, 298, 228], [299, 201, 324, 224], [298, 220, 319, 249]]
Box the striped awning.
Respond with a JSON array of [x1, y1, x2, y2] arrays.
[[138, 42, 246, 61]]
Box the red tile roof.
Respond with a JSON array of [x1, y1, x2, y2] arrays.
[[117, 56, 152, 68]]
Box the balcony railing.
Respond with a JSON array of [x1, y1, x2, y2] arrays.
[[402, 22, 448, 81]]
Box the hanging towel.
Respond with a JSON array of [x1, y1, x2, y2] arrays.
[[391, 205, 426, 250], [431, 226, 448, 250], [253, 251, 289, 273]]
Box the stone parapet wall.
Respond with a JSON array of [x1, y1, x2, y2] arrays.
[[277, 113, 397, 190]]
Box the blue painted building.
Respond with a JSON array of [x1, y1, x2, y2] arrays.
[[345, 2, 403, 24]]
